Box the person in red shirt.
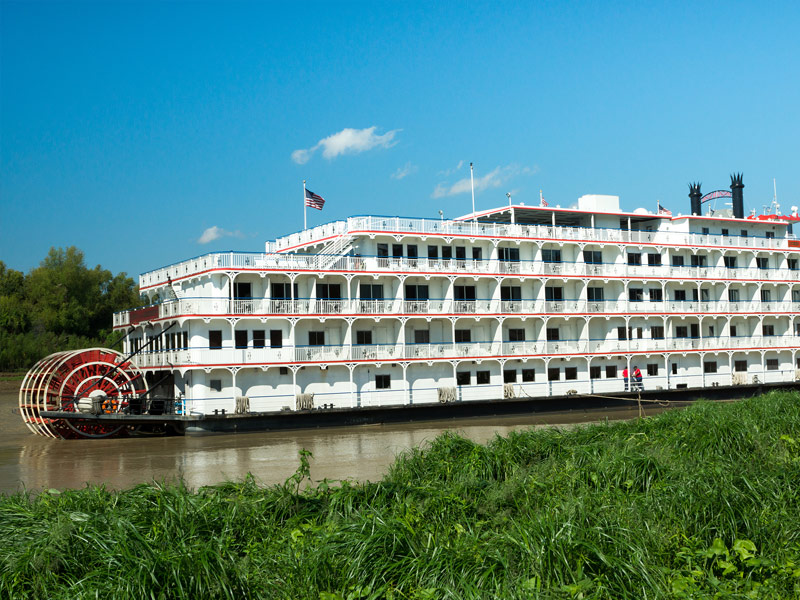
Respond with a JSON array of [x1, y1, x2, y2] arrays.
[[632, 366, 643, 391], [622, 367, 629, 391]]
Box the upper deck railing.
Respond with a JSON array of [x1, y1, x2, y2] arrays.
[[139, 215, 795, 289], [113, 296, 800, 328]]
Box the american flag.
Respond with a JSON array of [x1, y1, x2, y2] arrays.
[[658, 202, 672, 216], [304, 188, 325, 210], [541, 197, 548, 207]]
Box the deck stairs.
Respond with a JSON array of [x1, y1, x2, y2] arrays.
[[317, 233, 355, 270]]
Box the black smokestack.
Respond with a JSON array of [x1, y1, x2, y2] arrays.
[[730, 173, 744, 219], [689, 182, 702, 216]]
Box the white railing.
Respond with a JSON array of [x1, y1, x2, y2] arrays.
[[115, 297, 800, 325], [138, 252, 800, 291], [272, 216, 791, 253], [129, 336, 800, 370], [139, 215, 796, 289]]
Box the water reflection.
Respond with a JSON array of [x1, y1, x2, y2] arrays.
[[1, 391, 648, 495]]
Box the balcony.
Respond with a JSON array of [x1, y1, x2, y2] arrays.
[[128, 335, 799, 370], [114, 296, 800, 327]]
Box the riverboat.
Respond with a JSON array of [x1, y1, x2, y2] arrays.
[[19, 174, 800, 437]]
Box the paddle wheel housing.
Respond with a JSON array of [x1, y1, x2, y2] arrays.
[[19, 348, 146, 439]]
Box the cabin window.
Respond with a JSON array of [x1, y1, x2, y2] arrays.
[[763, 324, 775, 336], [741, 230, 748, 237], [355, 331, 373, 345], [676, 326, 688, 338], [498, 247, 520, 262], [565, 367, 578, 380], [317, 284, 341, 299], [209, 379, 222, 392], [647, 253, 661, 266], [233, 282, 251, 299], [414, 330, 430, 344], [728, 289, 740, 302], [472, 247, 482, 261], [308, 331, 325, 346], [406, 245, 418, 259], [628, 288, 643, 302], [766, 359, 779, 370], [270, 330, 282, 348], [541, 248, 561, 263], [279, 367, 289, 375], [547, 368, 560, 381], [405, 284, 429, 301], [761, 289, 772, 302], [702, 227, 709, 235], [392, 244, 403, 258], [360, 284, 384, 300], [651, 326, 664, 339], [617, 326, 628, 340], [703, 361, 717, 373], [235, 330, 248, 349], [730, 325, 738, 337], [476, 371, 490, 385], [587, 287, 604, 301], [734, 360, 747, 372], [589, 366, 601, 379], [691, 254, 707, 267], [501, 286, 521, 302], [674, 290, 686, 301], [546, 328, 560, 341], [545, 286, 563, 301], [455, 246, 467, 260], [793, 290, 800, 303], [671, 255, 684, 267], [522, 369, 536, 382], [456, 372, 471, 385], [503, 370, 517, 383], [252, 330, 266, 348], [441, 246, 452, 261], [455, 329, 472, 343], [209, 330, 222, 349], [271, 282, 297, 299], [605, 365, 618, 378], [377, 243, 389, 258], [508, 328, 525, 342], [789, 258, 799, 271], [427, 245, 438, 260], [723, 256, 737, 269], [649, 288, 663, 302], [757, 257, 768, 270], [627, 252, 641, 266], [375, 375, 390, 389], [766, 232, 775, 239], [671, 363, 678, 375], [583, 250, 602, 264], [647, 364, 659, 376]]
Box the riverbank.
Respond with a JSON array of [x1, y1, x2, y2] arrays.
[[2, 391, 800, 598]]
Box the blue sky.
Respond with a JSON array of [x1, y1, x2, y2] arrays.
[[2, 1, 799, 278]]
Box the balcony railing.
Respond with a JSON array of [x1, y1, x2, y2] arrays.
[[130, 335, 800, 370], [113, 297, 800, 327], [139, 215, 796, 289]]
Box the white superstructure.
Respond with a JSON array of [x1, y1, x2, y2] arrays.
[[113, 189, 800, 416]]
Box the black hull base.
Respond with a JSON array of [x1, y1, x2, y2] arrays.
[[40, 381, 800, 438]]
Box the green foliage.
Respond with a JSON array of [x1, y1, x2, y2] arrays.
[[2, 392, 800, 598], [0, 249, 140, 370]]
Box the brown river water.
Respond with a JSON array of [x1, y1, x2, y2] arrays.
[[0, 383, 660, 495]]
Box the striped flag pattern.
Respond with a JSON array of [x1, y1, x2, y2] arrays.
[[304, 188, 325, 210]]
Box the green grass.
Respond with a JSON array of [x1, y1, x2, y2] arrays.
[[2, 392, 800, 599]]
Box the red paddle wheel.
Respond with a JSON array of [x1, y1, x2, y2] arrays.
[[19, 348, 146, 439]]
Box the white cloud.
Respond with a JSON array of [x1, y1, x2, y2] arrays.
[[197, 226, 245, 244], [291, 126, 400, 164], [431, 164, 537, 199], [391, 162, 418, 180], [438, 160, 464, 177]]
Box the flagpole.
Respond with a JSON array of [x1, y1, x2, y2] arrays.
[[303, 179, 307, 230], [470, 162, 476, 222]]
